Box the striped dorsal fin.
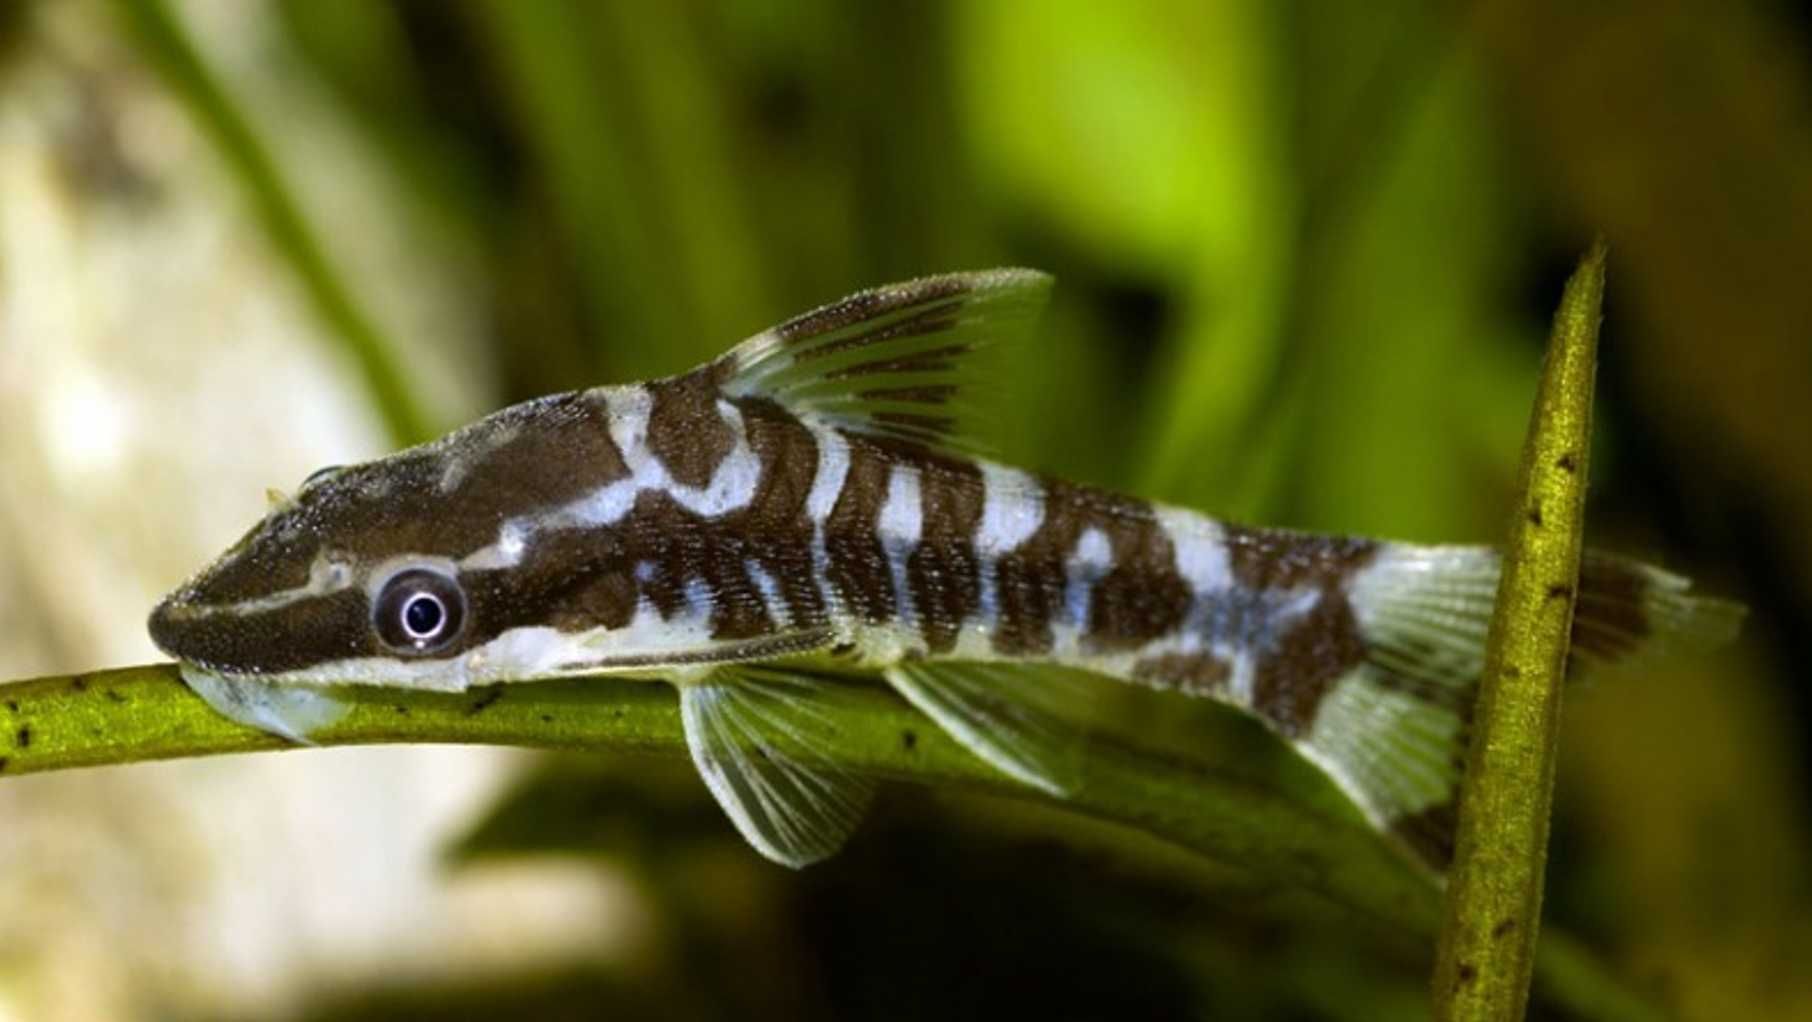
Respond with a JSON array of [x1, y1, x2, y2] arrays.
[[717, 268, 1052, 455]]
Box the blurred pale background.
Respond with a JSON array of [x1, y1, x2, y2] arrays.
[[0, 1, 1806, 1019]]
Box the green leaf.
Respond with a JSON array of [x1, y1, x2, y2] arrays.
[[1433, 241, 1617, 1020], [0, 655, 1656, 1021]]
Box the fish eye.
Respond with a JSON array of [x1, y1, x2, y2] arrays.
[[373, 568, 466, 654], [302, 464, 343, 490]]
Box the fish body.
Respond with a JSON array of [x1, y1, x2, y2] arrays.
[[149, 269, 1741, 867]]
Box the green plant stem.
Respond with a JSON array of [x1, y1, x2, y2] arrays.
[[1433, 241, 1607, 1020], [112, 0, 431, 447], [1, 658, 1654, 1021]]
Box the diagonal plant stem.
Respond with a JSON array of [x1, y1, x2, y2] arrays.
[[112, 0, 431, 447], [1433, 241, 1607, 1020], [0, 658, 1654, 1021]]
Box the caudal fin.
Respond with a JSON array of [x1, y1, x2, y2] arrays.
[[1301, 545, 1742, 870]]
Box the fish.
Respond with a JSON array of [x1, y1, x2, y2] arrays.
[[147, 268, 1743, 869]]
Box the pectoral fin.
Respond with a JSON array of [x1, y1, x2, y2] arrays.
[[181, 665, 351, 744], [679, 667, 877, 868]]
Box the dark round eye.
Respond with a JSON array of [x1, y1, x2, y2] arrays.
[[403, 593, 445, 638], [374, 568, 466, 654], [302, 464, 343, 489]]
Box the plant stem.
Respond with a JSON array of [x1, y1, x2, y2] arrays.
[[1433, 240, 1607, 1020], [0, 664, 1431, 923], [1, 654, 1653, 1021]]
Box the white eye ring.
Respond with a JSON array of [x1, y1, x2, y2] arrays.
[[373, 566, 467, 655], [401, 592, 448, 641]]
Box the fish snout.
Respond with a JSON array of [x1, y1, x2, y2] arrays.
[[147, 588, 200, 661]]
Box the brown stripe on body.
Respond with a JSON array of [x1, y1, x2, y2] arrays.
[[906, 452, 985, 653], [642, 381, 839, 640], [992, 482, 1191, 655], [824, 437, 898, 623], [1088, 497, 1193, 651], [445, 391, 630, 525], [454, 393, 837, 650], [465, 526, 641, 638], [621, 490, 775, 641], [645, 371, 736, 488], [622, 493, 692, 623], [1223, 527, 1379, 590], [469, 480, 784, 644], [1252, 594, 1370, 737], [991, 481, 1081, 655], [697, 538, 774, 640], [1224, 525, 1380, 737], [724, 397, 828, 629]]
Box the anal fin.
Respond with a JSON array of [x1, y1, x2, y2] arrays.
[[680, 667, 877, 868]]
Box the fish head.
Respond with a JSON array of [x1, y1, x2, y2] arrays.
[[148, 390, 641, 688]]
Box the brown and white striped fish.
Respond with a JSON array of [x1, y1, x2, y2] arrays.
[[148, 269, 1742, 868]]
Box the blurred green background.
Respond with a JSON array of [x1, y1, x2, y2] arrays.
[[0, 1, 1807, 1019]]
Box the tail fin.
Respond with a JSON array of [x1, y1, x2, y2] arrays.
[[1300, 544, 1743, 870]]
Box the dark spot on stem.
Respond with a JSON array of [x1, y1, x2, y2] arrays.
[[466, 688, 503, 716], [393, 704, 410, 716], [901, 729, 918, 752], [1492, 918, 1518, 939], [1526, 503, 1544, 527], [1546, 583, 1573, 603], [1556, 451, 1578, 474], [1457, 963, 1478, 985], [1503, 663, 1522, 679], [69, 676, 88, 693], [15, 725, 31, 749], [103, 689, 127, 704], [3, 700, 16, 713], [539, 713, 553, 724]]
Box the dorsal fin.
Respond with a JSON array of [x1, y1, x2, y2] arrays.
[[717, 268, 1053, 454]]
